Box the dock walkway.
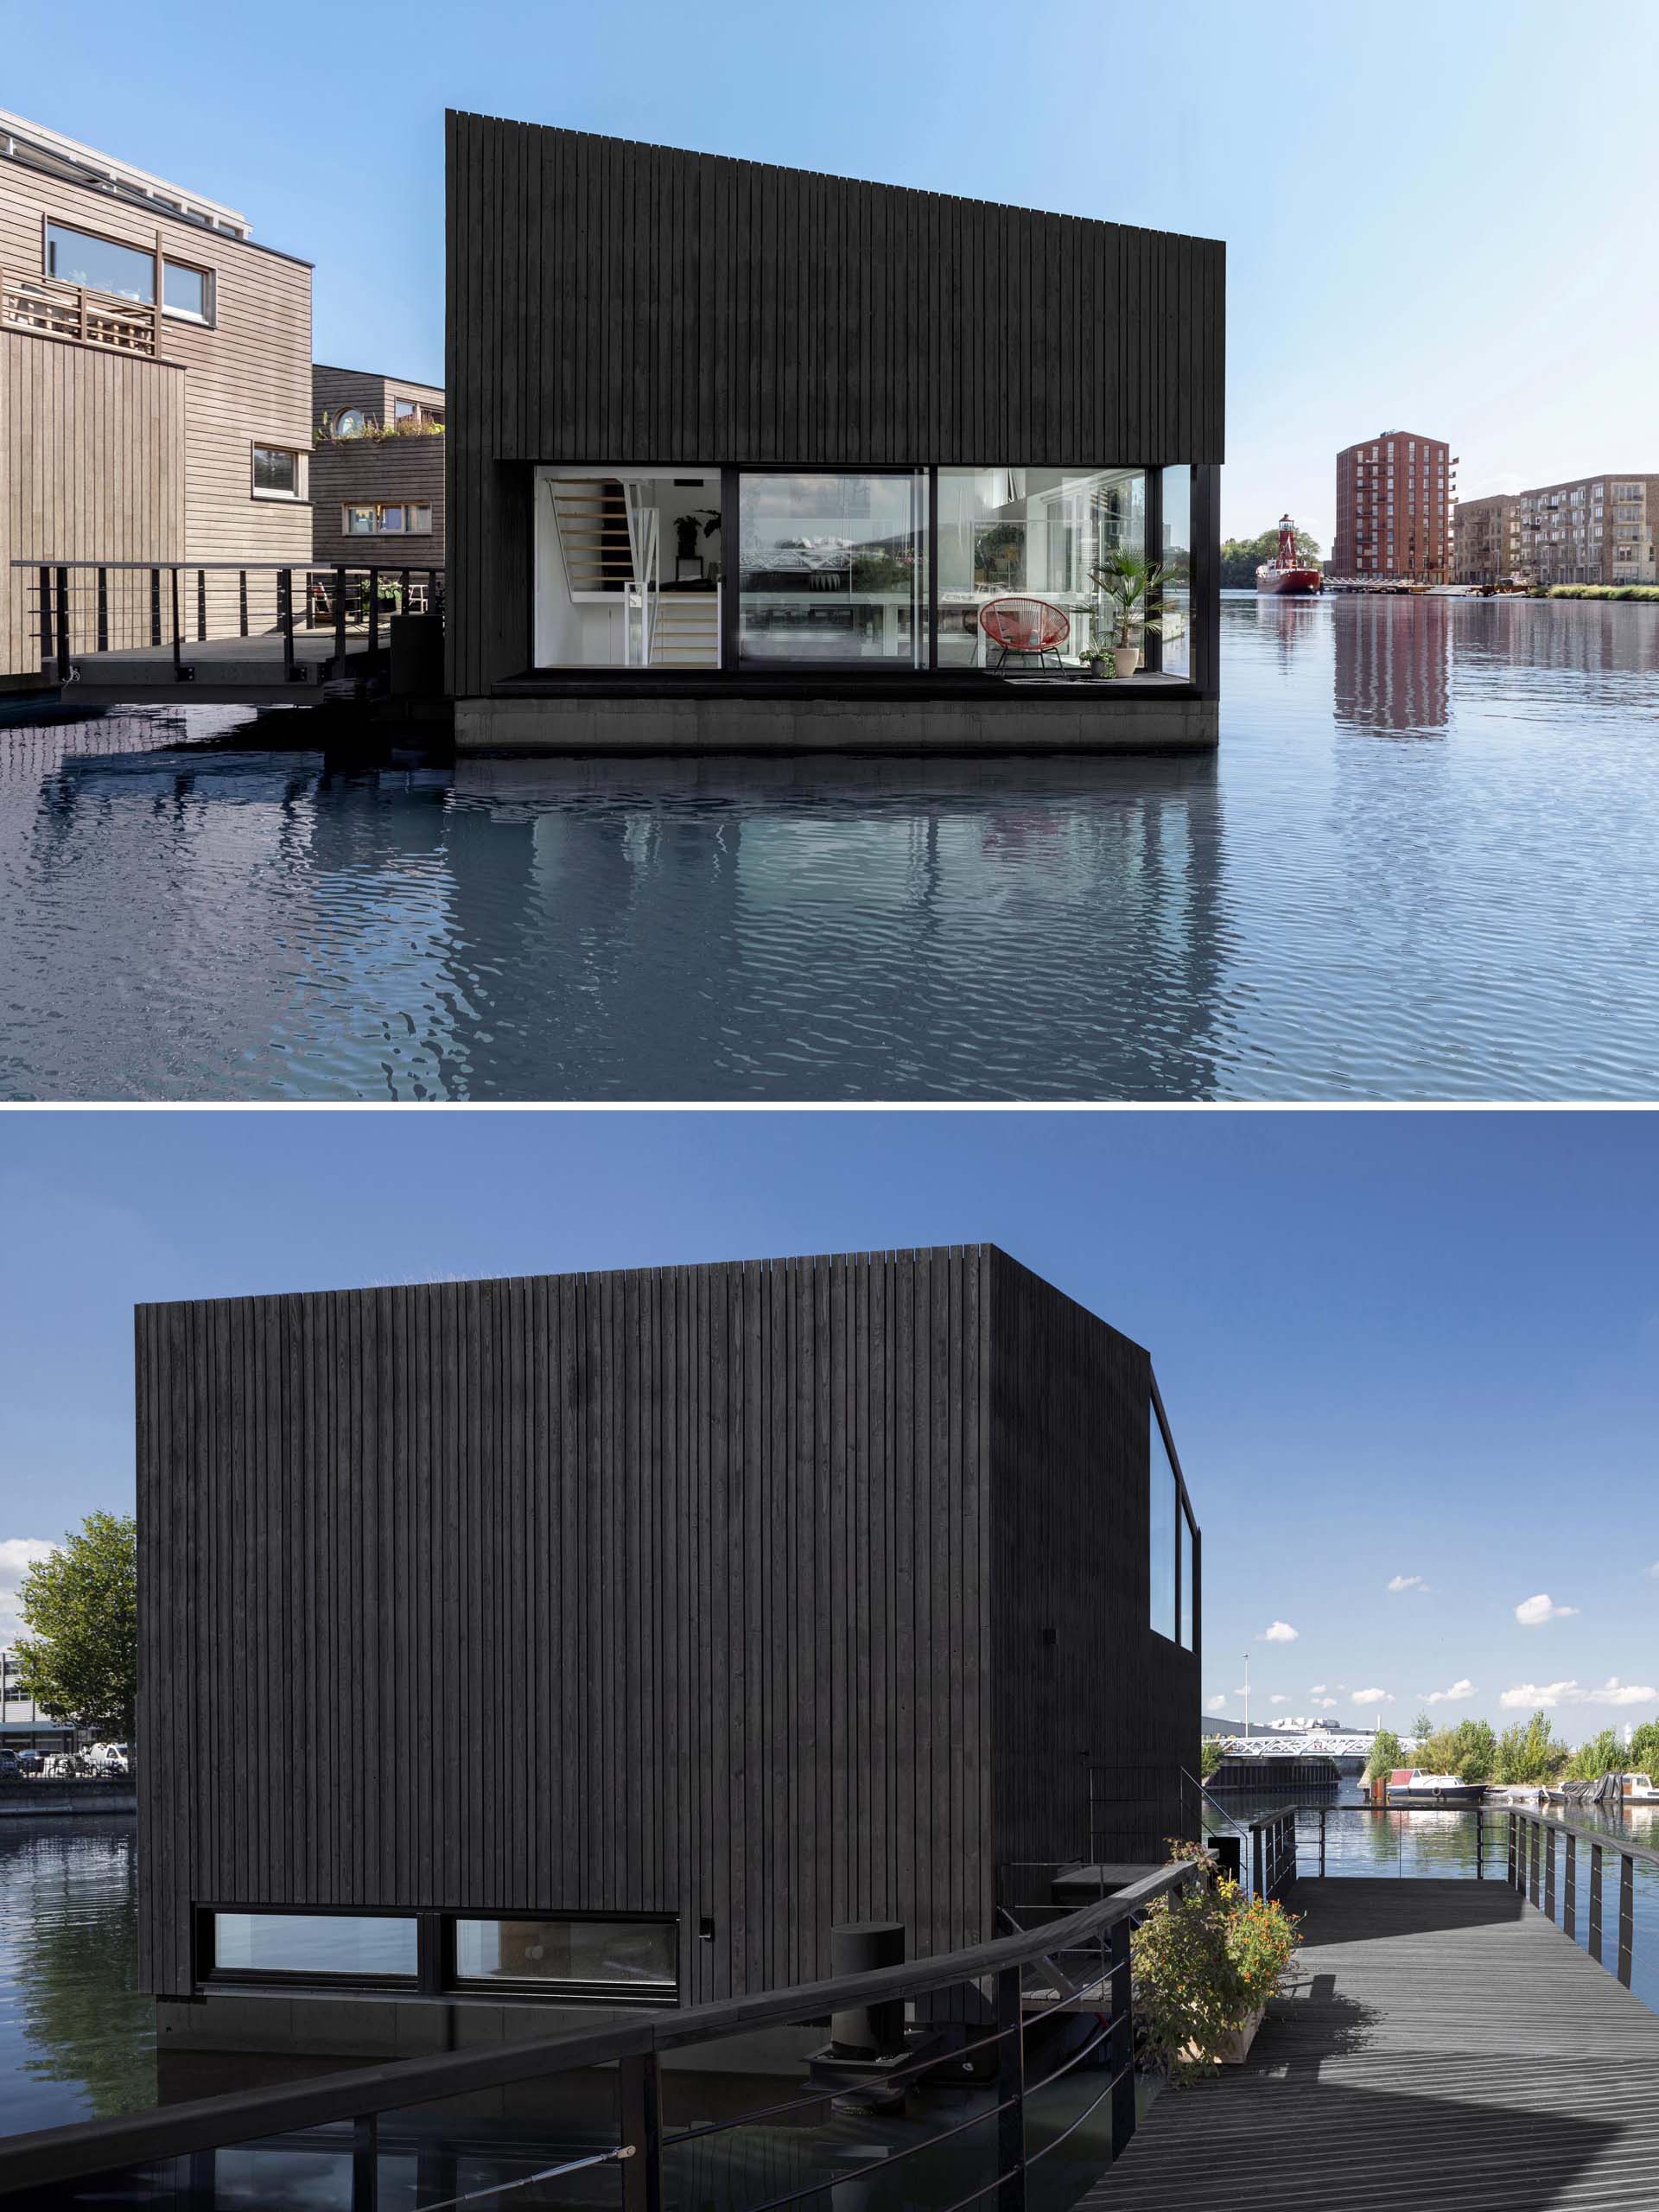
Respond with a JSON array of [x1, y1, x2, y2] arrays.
[[1089, 1877, 1659, 2210]]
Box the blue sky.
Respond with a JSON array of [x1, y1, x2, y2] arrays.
[[6, 2, 1656, 553], [1, 1110, 1655, 1738]]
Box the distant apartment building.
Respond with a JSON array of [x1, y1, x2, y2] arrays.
[[0, 110, 313, 684], [1456, 474, 1659, 587], [1332, 430, 1454, 582], [1452, 493, 1514, 587], [310, 365, 444, 596]]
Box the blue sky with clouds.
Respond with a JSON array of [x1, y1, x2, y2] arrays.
[[4, 2, 1656, 553], [1, 1109, 1655, 1735]]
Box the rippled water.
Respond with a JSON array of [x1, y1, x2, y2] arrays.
[[3, 594, 1657, 1100], [0, 1818, 153, 2130]]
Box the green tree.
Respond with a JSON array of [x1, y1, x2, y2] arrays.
[[1566, 1727, 1624, 1782], [12, 1513, 137, 1739], [1199, 1733, 1225, 1780], [1494, 1709, 1570, 1785], [1219, 525, 1323, 588], [1365, 1728, 1405, 1782], [1446, 1717, 1497, 1783], [1627, 1719, 1659, 1774], [1410, 1709, 1434, 1749]]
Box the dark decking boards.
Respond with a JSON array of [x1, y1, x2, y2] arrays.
[[1091, 1878, 1659, 2210]]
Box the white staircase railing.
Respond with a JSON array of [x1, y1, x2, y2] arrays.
[[622, 486, 658, 667]]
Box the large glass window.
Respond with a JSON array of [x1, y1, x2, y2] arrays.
[[937, 467, 1145, 669], [1160, 466, 1192, 679], [46, 221, 213, 321], [453, 1917, 677, 1996], [738, 473, 925, 664], [46, 222, 154, 302], [1149, 1400, 1178, 1643], [210, 1912, 417, 1979]]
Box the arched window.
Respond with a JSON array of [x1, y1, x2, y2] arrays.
[[334, 408, 365, 438]]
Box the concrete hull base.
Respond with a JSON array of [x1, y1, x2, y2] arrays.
[[457, 693, 1219, 756]]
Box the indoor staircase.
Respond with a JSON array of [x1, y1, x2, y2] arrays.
[[650, 592, 720, 668], [547, 479, 635, 593]]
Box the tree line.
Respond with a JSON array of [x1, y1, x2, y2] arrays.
[[1363, 1709, 1659, 1787]]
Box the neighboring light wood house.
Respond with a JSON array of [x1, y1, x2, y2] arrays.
[[137, 1245, 1199, 2056], [445, 115, 1224, 753], [310, 364, 445, 595], [0, 109, 312, 685]]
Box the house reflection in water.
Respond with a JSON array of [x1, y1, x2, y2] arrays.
[[1333, 598, 1451, 737], [446, 753, 1230, 1099]]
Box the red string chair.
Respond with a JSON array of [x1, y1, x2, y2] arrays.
[[978, 595, 1071, 671]]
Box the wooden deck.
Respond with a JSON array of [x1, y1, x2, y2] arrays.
[[65, 634, 379, 705], [1090, 1878, 1659, 2210]]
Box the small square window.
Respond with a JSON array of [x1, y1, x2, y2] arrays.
[[252, 446, 302, 499]]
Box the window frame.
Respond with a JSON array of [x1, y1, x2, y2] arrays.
[[42, 215, 216, 327], [342, 502, 435, 537], [528, 460, 1202, 690], [1149, 1380, 1198, 1657], [446, 1911, 681, 2004], [251, 443, 307, 503], [195, 1904, 681, 2006], [197, 1905, 421, 1990]]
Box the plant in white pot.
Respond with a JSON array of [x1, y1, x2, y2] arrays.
[[1131, 1840, 1301, 2079], [1090, 550, 1168, 679]]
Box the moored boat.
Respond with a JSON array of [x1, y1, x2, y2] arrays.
[[1386, 1768, 1486, 1809], [1256, 513, 1322, 595]]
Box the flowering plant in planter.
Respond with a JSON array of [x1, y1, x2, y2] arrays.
[[1130, 1840, 1300, 2079]]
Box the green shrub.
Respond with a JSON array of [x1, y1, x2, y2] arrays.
[[1548, 584, 1659, 601], [1131, 1847, 1300, 2078]]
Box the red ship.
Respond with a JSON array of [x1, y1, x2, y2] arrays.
[[1255, 513, 1322, 594]]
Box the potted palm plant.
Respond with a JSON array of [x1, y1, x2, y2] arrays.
[[1090, 550, 1167, 678]]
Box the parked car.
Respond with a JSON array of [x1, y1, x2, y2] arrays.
[[0, 1750, 19, 1779], [14, 1751, 42, 1776], [86, 1744, 131, 1777], [42, 1752, 87, 1778]]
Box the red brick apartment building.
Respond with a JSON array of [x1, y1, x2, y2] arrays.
[[1332, 431, 1454, 582]]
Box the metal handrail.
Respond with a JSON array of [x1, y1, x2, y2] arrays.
[[1508, 1805, 1651, 1991], [0, 1857, 1197, 2199]]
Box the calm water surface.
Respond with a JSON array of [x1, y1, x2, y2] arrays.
[[0, 1818, 153, 2130], [3, 595, 1657, 1099]]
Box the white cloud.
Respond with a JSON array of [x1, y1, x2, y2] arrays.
[[1387, 1573, 1423, 1592], [1515, 1593, 1579, 1626], [1269, 1694, 1290, 1705], [1500, 1681, 1578, 1709], [1422, 1679, 1476, 1705], [1649, 1562, 1659, 1579], [1309, 1683, 1327, 1694], [0, 1538, 56, 1641], [1352, 1688, 1394, 1705], [1262, 1620, 1299, 1643], [1583, 1678, 1659, 1707], [1313, 1697, 1338, 1709], [1205, 1694, 1228, 1713]]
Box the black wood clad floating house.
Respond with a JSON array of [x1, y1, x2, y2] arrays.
[[446, 113, 1224, 753], [137, 1247, 1198, 2050]]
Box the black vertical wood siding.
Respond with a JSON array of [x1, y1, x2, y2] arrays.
[[137, 1246, 1197, 2002], [987, 1252, 1199, 1873], [445, 112, 1226, 695]]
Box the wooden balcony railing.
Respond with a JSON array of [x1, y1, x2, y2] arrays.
[[0, 269, 160, 356]]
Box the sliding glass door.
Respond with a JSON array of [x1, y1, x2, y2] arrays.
[[737, 473, 926, 665]]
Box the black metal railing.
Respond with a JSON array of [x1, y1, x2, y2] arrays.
[[1507, 1806, 1659, 1991], [1289, 1802, 1510, 1880], [0, 1857, 1198, 2209], [11, 558, 443, 686]]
